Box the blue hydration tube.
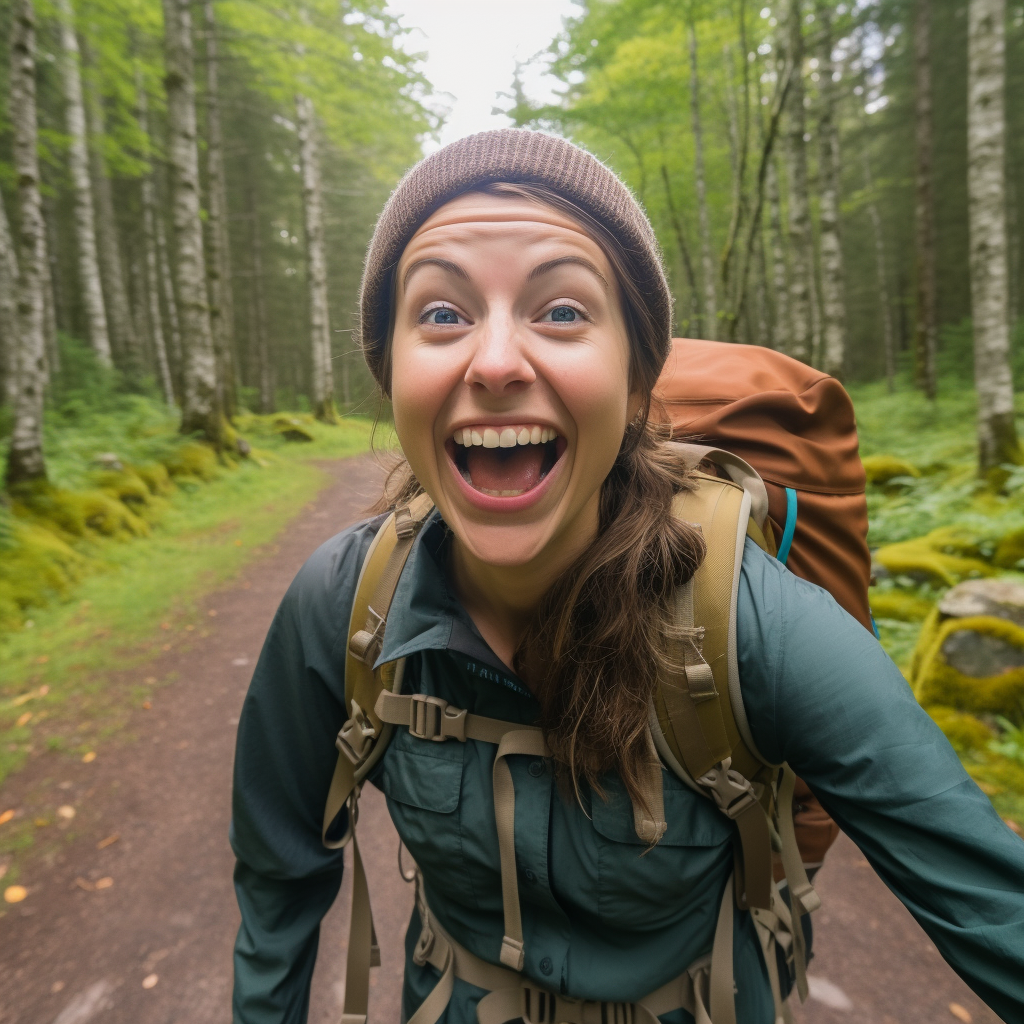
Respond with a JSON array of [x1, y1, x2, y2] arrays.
[[776, 487, 797, 566]]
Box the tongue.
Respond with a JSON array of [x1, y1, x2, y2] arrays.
[[465, 445, 546, 494]]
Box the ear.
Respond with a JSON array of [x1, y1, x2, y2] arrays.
[[626, 388, 645, 424]]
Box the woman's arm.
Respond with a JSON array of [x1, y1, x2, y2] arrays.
[[230, 523, 375, 1023], [737, 541, 1024, 1020]]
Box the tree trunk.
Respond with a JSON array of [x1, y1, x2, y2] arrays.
[[816, 2, 846, 379], [5, 0, 48, 487], [968, 0, 1018, 470], [0, 184, 21, 406], [766, 157, 789, 349], [689, 18, 718, 339], [660, 162, 699, 334], [782, 0, 813, 364], [244, 173, 273, 413], [155, 203, 183, 385], [202, 0, 237, 418], [56, 0, 111, 366], [862, 149, 896, 391], [162, 0, 223, 445], [295, 93, 336, 422], [914, 0, 938, 400], [136, 68, 175, 406]]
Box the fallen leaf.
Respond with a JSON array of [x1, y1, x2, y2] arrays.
[[16, 712, 32, 727], [75, 877, 94, 891], [4, 885, 27, 903], [161, 622, 171, 630], [50, 981, 64, 994], [144, 677, 156, 685], [949, 1004, 972, 1023], [82, 751, 96, 763], [94, 877, 113, 890], [57, 805, 75, 820], [142, 974, 159, 989], [36, 655, 49, 664], [208, 609, 218, 617], [0, 810, 14, 826], [1004, 818, 1022, 835], [96, 834, 119, 849], [34, 818, 50, 828], [142, 701, 152, 710], [39, 685, 48, 696], [0, 865, 7, 880]]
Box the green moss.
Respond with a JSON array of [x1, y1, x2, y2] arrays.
[[862, 454, 921, 484], [926, 705, 994, 753], [93, 469, 152, 509], [993, 528, 1024, 570], [12, 484, 148, 539], [869, 590, 935, 622], [873, 535, 994, 587], [913, 613, 1024, 717], [162, 441, 220, 481], [135, 462, 174, 496]]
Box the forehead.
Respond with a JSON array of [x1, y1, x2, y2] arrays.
[[397, 192, 610, 275]]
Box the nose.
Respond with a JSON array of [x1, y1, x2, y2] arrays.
[[463, 312, 536, 395]]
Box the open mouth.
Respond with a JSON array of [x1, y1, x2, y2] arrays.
[[446, 425, 565, 498]]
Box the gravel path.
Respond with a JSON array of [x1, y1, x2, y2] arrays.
[[0, 455, 1003, 1024]]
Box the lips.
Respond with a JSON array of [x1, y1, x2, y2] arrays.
[[445, 424, 564, 501]]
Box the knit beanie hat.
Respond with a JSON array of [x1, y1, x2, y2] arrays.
[[359, 128, 672, 392]]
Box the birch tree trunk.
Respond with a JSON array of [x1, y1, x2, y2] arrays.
[[0, 185, 21, 406], [162, 0, 223, 445], [968, 0, 1018, 470], [660, 163, 699, 334], [155, 206, 183, 383], [84, 70, 139, 378], [136, 69, 175, 406], [862, 149, 896, 391], [766, 157, 789, 348], [296, 93, 337, 422], [782, 0, 813, 363], [816, 2, 846, 379], [689, 18, 718, 339], [5, 0, 48, 487], [56, 0, 111, 366], [913, 0, 938, 400], [202, 0, 237, 417], [244, 173, 273, 413]]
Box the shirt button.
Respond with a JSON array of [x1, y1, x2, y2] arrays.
[[524, 869, 536, 883], [539, 956, 553, 976], [528, 760, 544, 777]]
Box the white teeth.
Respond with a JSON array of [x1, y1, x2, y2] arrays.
[[530, 426, 542, 445], [471, 430, 483, 446], [454, 425, 558, 446], [517, 428, 531, 445], [482, 428, 500, 448], [499, 427, 517, 448]]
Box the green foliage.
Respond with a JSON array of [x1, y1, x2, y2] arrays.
[[990, 715, 1024, 766]]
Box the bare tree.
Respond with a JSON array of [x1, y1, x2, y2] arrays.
[[5, 0, 48, 487], [862, 147, 896, 391], [244, 173, 273, 413], [688, 14, 718, 338], [202, 0, 237, 417], [136, 67, 175, 406], [296, 93, 337, 421], [660, 162, 699, 333], [816, 1, 846, 378], [782, 0, 814, 363], [967, 0, 1018, 470], [766, 159, 789, 348], [162, 0, 223, 445], [57, 0, 111, 366], [0, 185, 21, 406], [155, 203, 183, 381]]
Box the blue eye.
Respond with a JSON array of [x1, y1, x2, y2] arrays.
[[428, 307, 460, 325], [549, 305, 578, 322]]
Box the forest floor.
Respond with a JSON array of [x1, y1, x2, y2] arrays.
[[0, 452, 1005, 1024]]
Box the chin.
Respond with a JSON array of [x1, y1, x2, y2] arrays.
[[453, 520, 556, 569]]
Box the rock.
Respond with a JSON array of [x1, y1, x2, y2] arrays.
[[236, 437, 252, 457], [861, 454, 920, 485], [938, 578, 1024, 626], [941, 629, 1024, 677], [92, 453, 123, 471]]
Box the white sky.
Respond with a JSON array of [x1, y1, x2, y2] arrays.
[[383, 0, 579, 151]]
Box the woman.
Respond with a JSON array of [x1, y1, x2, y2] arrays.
[[230, 129, 1024, 1024]]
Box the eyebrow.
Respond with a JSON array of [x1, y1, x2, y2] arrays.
[[402, 257, 469, 289], [528, 256, 608, 289]]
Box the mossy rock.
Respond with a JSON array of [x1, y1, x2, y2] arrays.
[[925, 705, 994, 754], [993, 528, 1024, 570], [869, 590, 935, 622], [135, 462, 174, 496], [13, 485, 148, 540], [0, 519, 89, 628], [912, 609, 1024, 717], [162, 442, 220, 481], [862, 454, 920, 485], [93, 469, 152, 510], [873, 534, 994, 588]]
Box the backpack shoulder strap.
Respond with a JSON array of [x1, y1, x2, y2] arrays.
[[321, 491, 434, 850]]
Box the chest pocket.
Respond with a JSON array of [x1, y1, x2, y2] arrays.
[[381, 727, 467, 901], [591, 771, 734, 931]]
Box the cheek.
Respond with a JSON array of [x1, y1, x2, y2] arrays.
[[555, 348, 632, 456], [389, 338, 452, 471]]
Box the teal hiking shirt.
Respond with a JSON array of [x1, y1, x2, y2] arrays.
[[230, 514, 1024, 1023]]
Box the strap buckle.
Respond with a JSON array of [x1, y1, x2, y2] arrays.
[[408, 694, 467, 742], [697, 757, 758, 819], [520, 985, 636, 1024], [349, 606, 387, 666], [336, 700, 376, 764]]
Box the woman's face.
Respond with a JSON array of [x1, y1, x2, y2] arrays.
[[391, 192, 639, 569]]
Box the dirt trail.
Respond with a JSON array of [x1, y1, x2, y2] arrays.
[[0, 456, 1004, 1024]]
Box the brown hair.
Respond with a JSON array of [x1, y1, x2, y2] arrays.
[[376, 182, 705, 818]]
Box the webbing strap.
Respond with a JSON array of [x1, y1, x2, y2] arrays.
[[339, 833, 379, 1024], [751, 886, 797, 1024], [375, 691, 534, 747], [493, 728, 550, 970]]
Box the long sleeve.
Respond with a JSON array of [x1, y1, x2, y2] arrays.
[[230, 522, 377, 1023], [737, 540, 1024, 1021]]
